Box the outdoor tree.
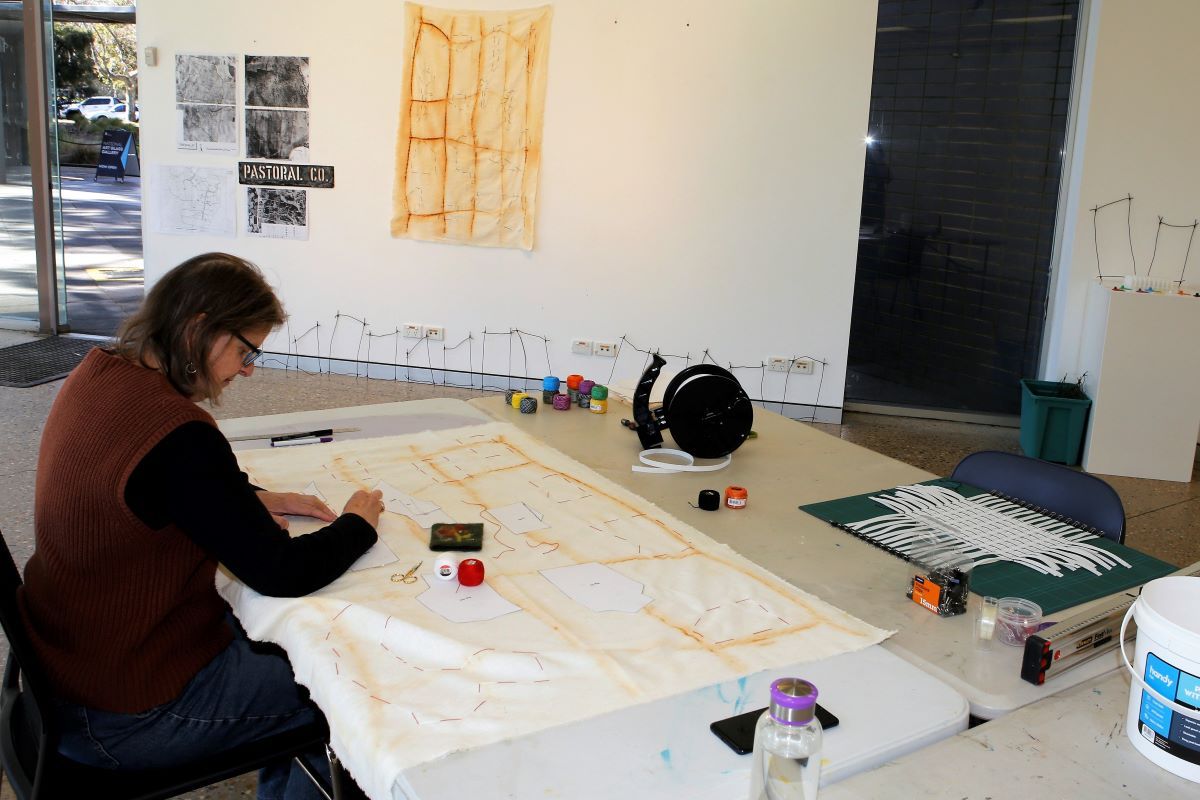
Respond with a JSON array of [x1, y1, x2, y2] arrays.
[[59, 0, 138, 118], [52, 26, 97, 102]]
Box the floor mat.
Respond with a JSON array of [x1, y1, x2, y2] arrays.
[[0, 337, 101, 388]]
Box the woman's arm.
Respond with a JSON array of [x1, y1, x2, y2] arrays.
[[126, 421, 378, 597]]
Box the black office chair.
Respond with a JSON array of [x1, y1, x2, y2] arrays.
[[950, 450, 1126, 544], [0, 528, 339, 800]]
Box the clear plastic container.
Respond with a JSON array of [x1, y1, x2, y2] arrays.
[[995, 597, 1042, 646], [749, 678, 822, 800]]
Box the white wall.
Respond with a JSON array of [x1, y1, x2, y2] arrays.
[[136, 0, 878, 419], [1045, 0, 1200, 386]]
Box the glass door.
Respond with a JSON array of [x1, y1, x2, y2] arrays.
[[0, 0, 65, 332]]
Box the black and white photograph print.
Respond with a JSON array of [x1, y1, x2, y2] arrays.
[[175, 54, 236, 105], [245, 56, 310, 108], [245, 108, 310, 162], [176, 103, 237, 152], [247, 187, 308, 240]]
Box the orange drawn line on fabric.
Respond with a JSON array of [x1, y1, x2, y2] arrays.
[[714, 638, 734, 645], [370, 695, 391, 704], [474, 700, 487, 712], [753, 628, 773, 636]]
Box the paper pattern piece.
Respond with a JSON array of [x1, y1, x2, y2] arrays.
[[541, 562, 652, 613], [486, 501, 548, 534], [152, 165, 236, 238], [417, 577, 522, 623], [246, 187, 308, 240], [222, 422, 887, 800], [175, 54, 237, 152], [390, 3, 552, 250]]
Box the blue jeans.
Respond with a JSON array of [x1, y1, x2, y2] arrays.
[[54, 619, 330, 800]]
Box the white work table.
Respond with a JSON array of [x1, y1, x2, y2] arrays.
[[470, 395, 1124, 719], [217, 398, 967, 798], [823, 670, 1197, 799]]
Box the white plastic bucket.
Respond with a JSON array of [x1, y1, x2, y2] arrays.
[[1120, 576, 1200, 783]]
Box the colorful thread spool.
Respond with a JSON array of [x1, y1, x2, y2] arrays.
[[542, 376, 560, 404], [567, 374, 583, 401], [590, 384, 608, 414], [504, 389, 517, 406], [697, 489, 721, 511], [519, 396, 538, 414], [577, 379, 595, 409], [434, 553, 459, 581], [510, 392, 528, 409], [724, 485, 748, 509], [458, 558, 485, 587], [552, 393, 571, 410]]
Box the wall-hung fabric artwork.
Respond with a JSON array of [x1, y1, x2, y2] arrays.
[[391, 2, 553, 250]]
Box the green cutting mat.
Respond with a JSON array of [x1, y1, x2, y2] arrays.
[[799, 478, 1176, 615]]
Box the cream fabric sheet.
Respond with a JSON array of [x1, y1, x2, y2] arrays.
[[390, 3, 552, 250], [220, 422, 889, 800]]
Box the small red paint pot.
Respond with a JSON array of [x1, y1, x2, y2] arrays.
[[458, 558, 485, 587]]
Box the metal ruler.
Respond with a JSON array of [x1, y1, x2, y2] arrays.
[[1020, 559, 1200, 685]]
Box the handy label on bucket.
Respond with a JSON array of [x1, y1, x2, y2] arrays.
[[1139, 651, 1200, 765]]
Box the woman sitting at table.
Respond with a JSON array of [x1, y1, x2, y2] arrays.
[[18, 252, 383, 799]]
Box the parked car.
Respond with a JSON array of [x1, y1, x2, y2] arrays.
[[61, 96, 121, 120], [102, 103, 140, 122]]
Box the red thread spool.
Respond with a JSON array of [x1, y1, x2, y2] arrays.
[[458, 558, 485, 586], [724, 486, 748, 509]]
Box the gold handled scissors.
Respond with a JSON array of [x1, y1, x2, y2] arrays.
[[391, 561, 422, 584]]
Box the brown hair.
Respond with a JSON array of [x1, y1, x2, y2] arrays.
[[115, 253, 285, 402]]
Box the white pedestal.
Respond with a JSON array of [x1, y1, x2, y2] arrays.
[[1080, 283, 1200, 482]]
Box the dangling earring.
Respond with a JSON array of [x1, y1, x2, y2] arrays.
[[185, 361, 197, 375]]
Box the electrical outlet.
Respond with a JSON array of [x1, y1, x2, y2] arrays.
[[768, 357, 791, 372], [792, 358, 815, 375], [423, 325, 445, 341], [571, 339, 593, 355], [403, 323, 423, 339], [593, 341, 617, 357]]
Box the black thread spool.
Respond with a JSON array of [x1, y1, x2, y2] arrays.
[[697, 489, 721, 511]]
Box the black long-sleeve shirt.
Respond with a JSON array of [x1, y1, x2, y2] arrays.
[[125, 421, 376, 597]]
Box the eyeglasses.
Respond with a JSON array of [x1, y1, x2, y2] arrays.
[[233, 332, 264, 367]]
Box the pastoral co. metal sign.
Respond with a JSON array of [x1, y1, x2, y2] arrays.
[[238, 162, 334, 188]]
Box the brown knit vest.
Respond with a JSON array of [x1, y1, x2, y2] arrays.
[[20, 349, 233, 713]]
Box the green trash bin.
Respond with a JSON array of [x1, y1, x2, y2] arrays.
[[1019, 379, 1092, 465]]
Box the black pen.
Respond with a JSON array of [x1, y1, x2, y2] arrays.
[[270, 429, 333, 443]]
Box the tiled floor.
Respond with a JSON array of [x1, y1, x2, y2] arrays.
[[0, 354, 1196, 798]]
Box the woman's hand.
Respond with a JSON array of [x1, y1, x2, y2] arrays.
[[343, 489, 385, 529], [257, 491, 337, 531]]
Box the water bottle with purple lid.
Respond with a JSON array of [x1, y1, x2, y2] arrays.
[[749, 678, 823, 799]]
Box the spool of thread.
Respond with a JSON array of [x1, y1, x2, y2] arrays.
[[434, 553, 459, 581], [520, 396, 538, 414], [589, 385, 608, 414], [542, 376, 560, 392], [724, 485, 748, 509], [458, 558, 485, 587], [552, 393, 571, 410], [698, 489, 721, 511], [542, 391, 556, 404], [577, 393, 591, 409], [510, 392, 528, 409], [579, 379, 595, 398], [566, 374, 583, 391], [504, 389, 517, 406]]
